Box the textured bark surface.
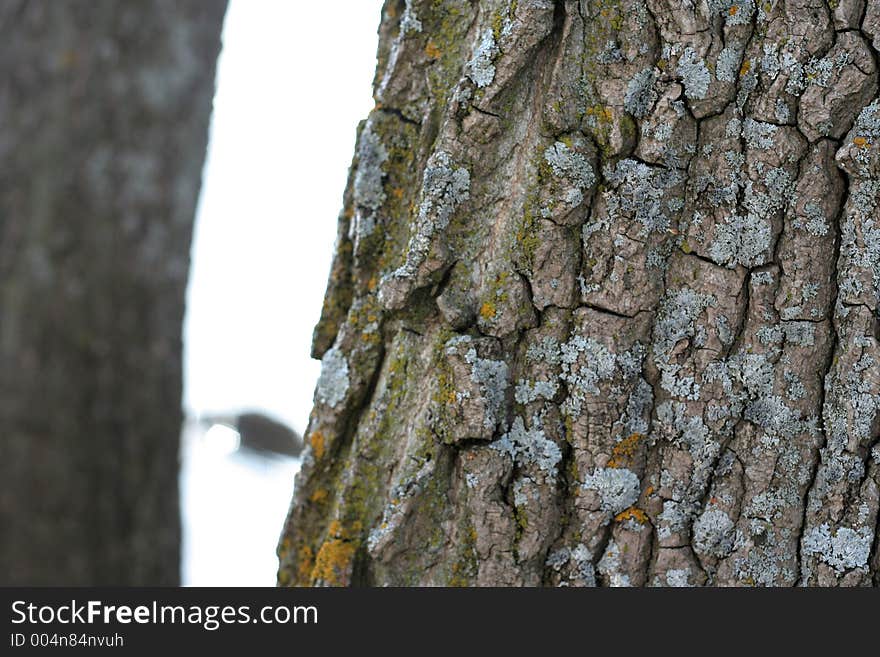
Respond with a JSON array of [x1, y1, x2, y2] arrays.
[[0, 1, 226, 585], [280, 0, 880, 586]]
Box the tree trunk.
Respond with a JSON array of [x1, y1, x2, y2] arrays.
[[280, 0, 880, 586], [0, 0, 226, 585]]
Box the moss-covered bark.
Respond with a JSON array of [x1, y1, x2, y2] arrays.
[[280, 0, 880, 587]]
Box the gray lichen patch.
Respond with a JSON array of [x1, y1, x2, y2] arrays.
[[802, 523, 873, 573], [838, 99, 880, 179], [774, 98, 791, 124], [543, 141, 595, 190], [742, 118, 778, 150], [795, 202, 829, 237], [351, 122, 389, 244], [316, 347, 351, 408], [624, 68, 658, 119], [676, 46, 711, 102], [705, 160, 798, 269], [526, 336, 562, 366], [379, 150, 470, 310], [836, 181, 880, 308], [597, 539, 631, 587], [399, 0, 423, 35], [797, 307, 880, 586], [600, 158, 684, 236], [514, 378, 559, 405], [652, 287, 716, 400], [535, 133, 598, 226], [730, 522, 798, 586], [709, 213, 773, 268], [545, 543, 596, 587], [709, 0, 754, 26], [465, 28, 498, 88], [716, 44, 744, 85], [581, 467, 641, 517], [693, 506, 736, 558], [353, 122, 388, 214], [664, 568, 692, 587], [561, 333, 647, 417], [434, 334, 510, 442], [493, 415, 562, 474], [653, 403, 722, 530], [466, 345, 510, 430], [579, 168, 682, 312]]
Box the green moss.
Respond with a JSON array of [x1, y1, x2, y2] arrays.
[[423, 0, 472, 109], [515, 196, 541, 272], [491, 8, 504, 41], [486, 271, 511, 307], [448, 517, 479, 586], [619, 113, 637, 145], [430, 326, 459, 443], [368, 111, 420, 279]]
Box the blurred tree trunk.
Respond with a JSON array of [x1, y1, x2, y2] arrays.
[[0, 0, 226, 585], [280, 0, 880, 587]]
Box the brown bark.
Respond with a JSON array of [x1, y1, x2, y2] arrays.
[[0, 0, 226, 585], [280, 0, 880, 586]]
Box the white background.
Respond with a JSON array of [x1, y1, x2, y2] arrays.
[[181, 0, 384, 585]]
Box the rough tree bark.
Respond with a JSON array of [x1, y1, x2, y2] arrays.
[[279, 0, 880, 586], [0, 1, 226, 585]]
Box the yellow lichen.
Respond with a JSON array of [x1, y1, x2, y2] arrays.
[[607, 433, 643, 468], [854, 136, 870, 148], [740, 59, 751, 76], [480, 301, 497, 320], [309, 430, 326, 460], [297, 545, 314, 583], [310, 539, 356, 586], [424, 41, 441, 59], [614, 507, 649, 524], [310, 488, 329, 504], [586, 105, 614, 122]]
